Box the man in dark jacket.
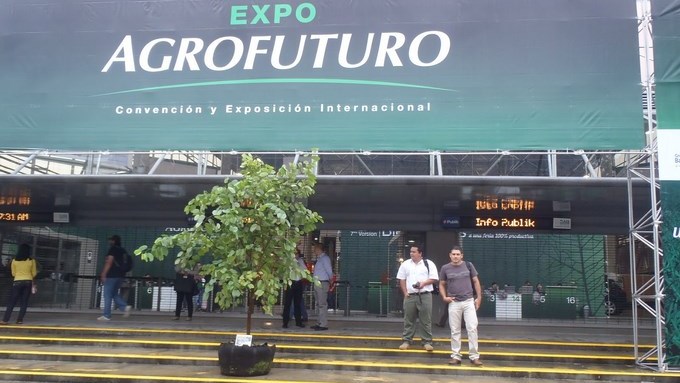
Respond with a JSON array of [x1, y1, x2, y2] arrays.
[[98, 235, 131, 321], [173, 267, 197, 321]]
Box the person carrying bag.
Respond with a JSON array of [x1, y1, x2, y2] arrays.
[[1, 244, 37, 325]]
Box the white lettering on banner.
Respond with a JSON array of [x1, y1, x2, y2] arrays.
[[674, 227, 680, 239], [101, 32, 451, 73], [320, 103, 430, 113], [115, 105, 202, 115], [110, 102, 434, 116]]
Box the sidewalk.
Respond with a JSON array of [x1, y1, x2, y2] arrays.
[[18, 307, 654, 345]]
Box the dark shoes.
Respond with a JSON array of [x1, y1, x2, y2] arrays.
[[448, 358, 482, 366], [311, 325, 328, 331], [283, 323, 305, 329]]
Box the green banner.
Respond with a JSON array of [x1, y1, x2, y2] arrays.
[[661, 181, 680, 366], [0, 0, 642, 151]]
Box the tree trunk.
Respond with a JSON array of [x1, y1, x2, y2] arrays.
[[246, 288, 255, 335]]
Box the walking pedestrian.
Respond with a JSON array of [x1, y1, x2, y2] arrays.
[[97, 235, 132, 321]]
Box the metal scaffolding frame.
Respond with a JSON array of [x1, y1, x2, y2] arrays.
[[627, 0, 674, 372], [0, 149, 638, 178]]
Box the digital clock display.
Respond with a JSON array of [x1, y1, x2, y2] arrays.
[[0, 212, 31, 222], [0, 212, 60, 223]]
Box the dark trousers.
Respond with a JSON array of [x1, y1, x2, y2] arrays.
[[175, 291, 193, 318], [3, 280, 32, 323], [437, 308, 449, 327], [282, 280, 303, 326]]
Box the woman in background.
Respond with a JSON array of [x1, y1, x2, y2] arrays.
[[1, 244, 37, 325]]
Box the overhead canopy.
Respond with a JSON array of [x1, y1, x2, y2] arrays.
[[0, 175, 650, 234]]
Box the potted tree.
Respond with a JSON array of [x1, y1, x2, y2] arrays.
[[135, 153, 322, 376]]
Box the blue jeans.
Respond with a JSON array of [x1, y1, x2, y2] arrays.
[[193, 288, 204, 309], [102, 277, 128, 319]]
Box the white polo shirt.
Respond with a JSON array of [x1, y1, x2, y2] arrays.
[[396, 258, 438, 294]]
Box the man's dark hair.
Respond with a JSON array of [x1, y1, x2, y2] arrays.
[[450, 245, 463, 253], [108, 234, 122, 246], [313, 242, 328, 252], [15, 243, 31, 261], [410, 243, 425, 254]]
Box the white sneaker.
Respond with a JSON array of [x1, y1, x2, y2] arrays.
[[399, 341, 410, 350], [423, 343, 434, 352], [97, 316, 111, 321], [123, 306, 132, 318]]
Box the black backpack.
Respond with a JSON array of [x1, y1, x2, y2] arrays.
[[465, 261, 477, 298], [114, 252, 134, 273], [423, 259, 439, 296]]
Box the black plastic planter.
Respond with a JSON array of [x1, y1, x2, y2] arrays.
[[217, 342, 276, 377]]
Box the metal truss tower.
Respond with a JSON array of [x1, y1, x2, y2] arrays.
[[627, 0, 673, 372]]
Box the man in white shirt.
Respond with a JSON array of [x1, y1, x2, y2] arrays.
[[312, 243, 333, 331], [396, 244, 438, 351]]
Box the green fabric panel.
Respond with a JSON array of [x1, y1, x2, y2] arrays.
[[339, 231, 606, 317], [655, 83, 680, 129], [661, 181, 680, 366], [338, 231, 401, 312], [461, 234, 606, 317]]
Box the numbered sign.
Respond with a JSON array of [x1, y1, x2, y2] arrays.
[[235, 334, 253, 347]]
